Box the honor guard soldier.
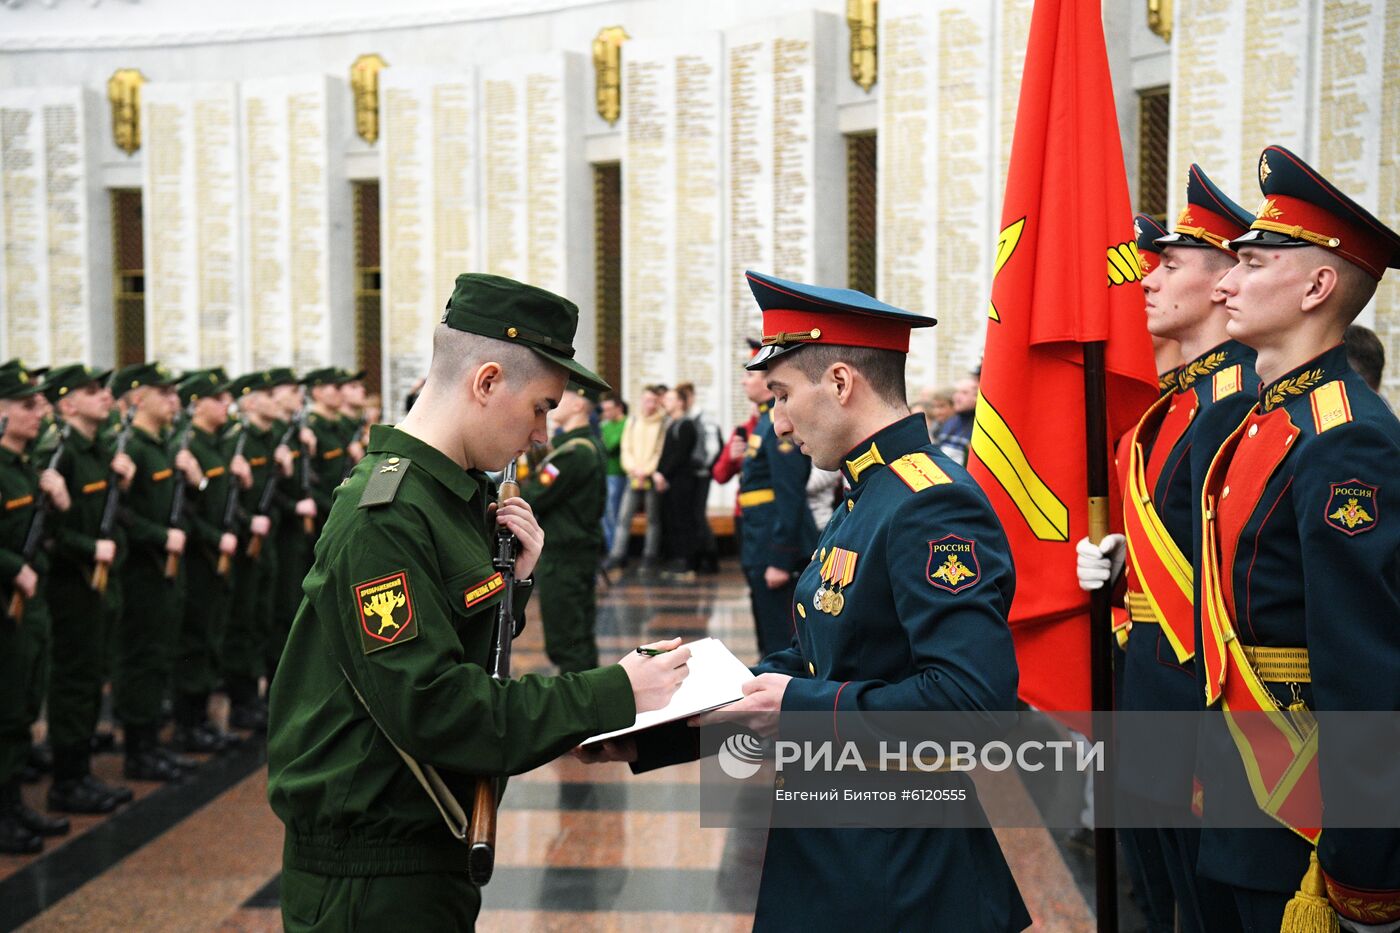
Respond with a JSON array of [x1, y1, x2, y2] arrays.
[[1079, 168, 1260, 932], [171, 369, 241, 754], [0, 363, 72, 852], [1193, 145, 1400, 930], [220, 370, 281, 731], [109, 363, 202, 782], [38, 364, 135, 813], [267, 367, 316, 678], [733, 338, 817, 658], [519, 382, 607, 673], [266, 273, 688, 930], [597, 271, 1031, 931]]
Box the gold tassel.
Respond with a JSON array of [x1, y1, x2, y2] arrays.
[[1280, 852, 1340, 933]]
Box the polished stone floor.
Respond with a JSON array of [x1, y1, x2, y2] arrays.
[[0, 565, 1147, 931]]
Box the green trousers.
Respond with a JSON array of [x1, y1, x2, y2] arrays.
[[222, 535, 276, 687], [175, 549, 232, 706], [270, 520, 313, 677], [46, 563, 112, 753], [535, 546, 600, 673], [114, 552, 184, 730], [280, 868, 480, 932], [0, 592, 50, 786]]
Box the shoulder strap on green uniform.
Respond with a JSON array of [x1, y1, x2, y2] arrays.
[[542, 436, 599, 467], [358, 456, 411, 508]]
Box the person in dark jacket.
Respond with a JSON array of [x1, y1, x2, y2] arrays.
[[653, 384, 699, 578]]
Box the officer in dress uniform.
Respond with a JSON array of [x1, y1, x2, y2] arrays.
[[109, 362, 201, 782], [1079, 168, 1260, 932], [519, 382, 606, 673], [171, 368, 241, 754], [38, 364, 135, 813], [0, 363, 71, 853], [598, 271, 1031, 931], [734, 338, 817, 658], [266, 273, 689, 931], [1193, 144, 1400, 931]]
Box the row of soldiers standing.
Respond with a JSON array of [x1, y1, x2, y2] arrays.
[[0, 361, 371, 855]]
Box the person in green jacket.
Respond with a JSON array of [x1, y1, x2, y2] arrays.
[[267, 273, 689, 931], [109, 362, 202, 782], [39, 364, 136, 813], [521, 385, 606, 672], [171, 369, 241, 754], [0, 363, 72, 852]]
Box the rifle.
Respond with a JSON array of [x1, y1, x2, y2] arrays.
[[246, 418, 298, 559], [295, 407, 315, 534], [467, 461, 522, 886], [216, 425, 248, 577], [90, 406, 137, 593], [164, 401, 197, 579], [342, 414, 366, 481], [6, 422, 68, 622]]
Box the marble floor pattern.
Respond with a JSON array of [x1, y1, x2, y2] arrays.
[[0, 564, 1140, 931]]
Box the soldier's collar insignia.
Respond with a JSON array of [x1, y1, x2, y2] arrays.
[[926, 534, 979, 594], [1261, 368, 1325, 411], [355, 571, 418, 652], [1177, 350, 1227, 389], [844, 442, 885, 484], [1158, 368, 1181, 395], [1325, 480, 1377, 536]]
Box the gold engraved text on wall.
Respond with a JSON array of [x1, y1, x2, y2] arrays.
[[847, 0, 878, 92], [592, 26, 630, 125], [350, 53, 389, 145], [107, 69, 146, 155]]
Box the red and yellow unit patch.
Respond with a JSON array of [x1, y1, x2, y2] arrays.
[[354, 571, 417, 653], [1325, 479, 1378, 536], [926, 534, 980, 594], [464, 571, 505, 609], [538, 463, 560, 487]]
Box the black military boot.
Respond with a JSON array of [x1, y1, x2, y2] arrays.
[[20, 744, 53, 783], [46, 746, 120, 815], [227, 678, 268, 732], [123, 727, 184, 783], [15, 799, 70, 837], [173, 693, 222, 754], [1, 781, 44, 853]]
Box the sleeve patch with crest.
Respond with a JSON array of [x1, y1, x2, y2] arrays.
[[464, 571, 505, 608], [890, 453, 953, 493], [1325, 479, 1377, 536], [926, 534, 980, 593], [355, 571, 418, 653]]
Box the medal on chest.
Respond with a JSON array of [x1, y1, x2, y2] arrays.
[[815, 547, 858, 616]]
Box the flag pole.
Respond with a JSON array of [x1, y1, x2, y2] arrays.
[[1083, 340, 1119, 933]]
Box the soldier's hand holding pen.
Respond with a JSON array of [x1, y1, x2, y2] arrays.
[[619, 637, 690, 713]]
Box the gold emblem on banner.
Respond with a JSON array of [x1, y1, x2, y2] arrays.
[[846, 0, 878, 92], [107, 69, 146, 156], [592, 26, 630, 126], [1147, 0, 1173, 42], [350, 54, 389, 145]]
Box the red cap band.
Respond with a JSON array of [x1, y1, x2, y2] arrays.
[[1252, 194, 1389, 279], [761, 309, 911, 353]]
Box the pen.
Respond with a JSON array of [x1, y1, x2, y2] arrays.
[[635, 645, 675, 657]]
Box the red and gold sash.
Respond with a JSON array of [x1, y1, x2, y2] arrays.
[[1199, 408, 1320, 843], [1122, 391, 1198, 661]]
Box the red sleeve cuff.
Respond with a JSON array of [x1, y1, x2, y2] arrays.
[[1326, 873, 1400, 924]]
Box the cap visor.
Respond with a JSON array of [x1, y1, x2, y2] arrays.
[[1153, 232, 1216, 249], [1228, 229, 1311, 251], [527, 346, 610, 393], [744, 343, 805, 371]]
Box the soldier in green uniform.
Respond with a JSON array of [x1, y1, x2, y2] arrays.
[[267, 273, 689, 930], [39, 364, 135, 813], [221, 371, 282, 731], [170, 369, 241, 754], [301, 368, 348, 526], [109, 363, 201, 781], [337, 368, 369, 466], [520, 384, 606, 672], [268, 368, 317, 678], [0, 364, 72, 852]]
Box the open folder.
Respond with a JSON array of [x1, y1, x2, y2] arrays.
[[581, 637, 755, 747]]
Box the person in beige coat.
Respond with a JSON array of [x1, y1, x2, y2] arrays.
[[605, 384, 667, 572]]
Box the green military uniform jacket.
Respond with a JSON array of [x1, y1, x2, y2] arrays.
[[522, 425, 605, 549], [223, 420, 279, 537], [119, 426, 177, 570], [0, 445, 46, 607], [184, 426, 231, 565], [267, 425, 635, 876], [306, 410, 348, 517], [45, 426, 121, 573]]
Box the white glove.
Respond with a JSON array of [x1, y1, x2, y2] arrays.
[[1075, 534, 1126, 591]]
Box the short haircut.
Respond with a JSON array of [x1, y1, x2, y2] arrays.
[[674, 382, 695, 405], [600, 392, 628, 415], [644, 384, 667, 396], [427, 324, 557, 389], [1344, 323, 1385, 392], [783, 344, 908, 407]]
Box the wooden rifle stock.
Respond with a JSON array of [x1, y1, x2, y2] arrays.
[[466, 465, 520, 886]]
